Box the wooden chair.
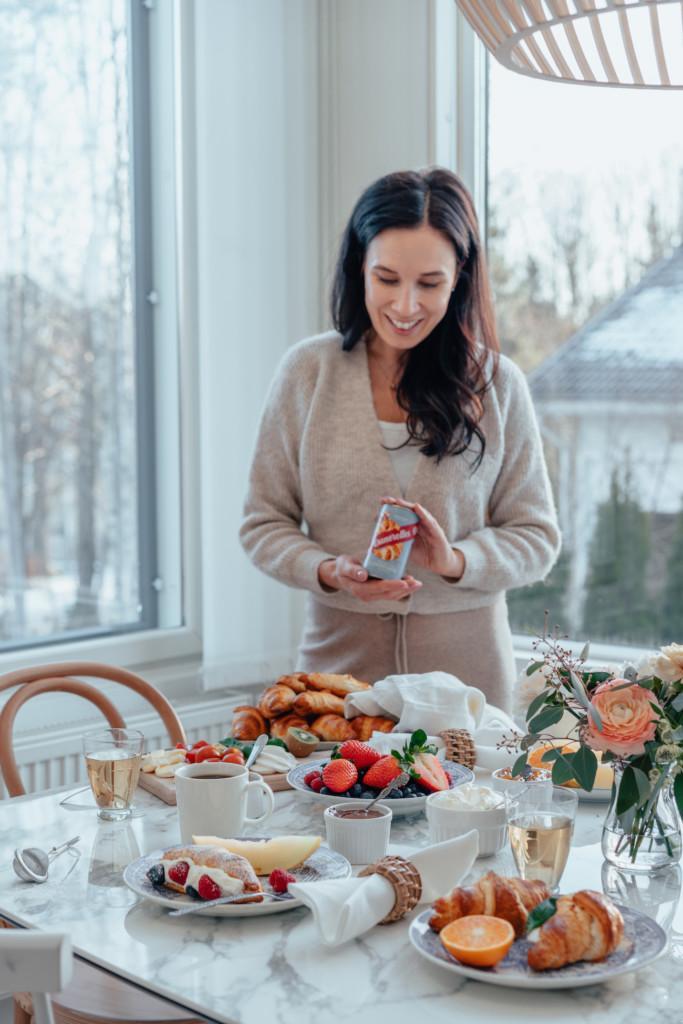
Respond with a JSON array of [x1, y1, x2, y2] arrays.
[[0, 664, 200, 1023], [0, 662, 187, 796]]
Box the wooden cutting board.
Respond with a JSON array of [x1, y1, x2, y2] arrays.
[[138, 754, 321, 806]]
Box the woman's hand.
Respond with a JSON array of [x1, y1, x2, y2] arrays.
[[318, 554, 423, 603], [381, 495, 465, 579]]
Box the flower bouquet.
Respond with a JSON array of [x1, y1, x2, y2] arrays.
[[511, 635, 683, 873]]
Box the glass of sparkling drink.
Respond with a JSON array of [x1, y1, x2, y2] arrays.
[[506, 785, 578, 891], [82, 728, 144, 821]]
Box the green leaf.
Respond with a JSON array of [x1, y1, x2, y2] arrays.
[[267, 737, 288, 749], [526, 898, 557, 934], [392, 749, 406, 763], [540, 747, 563, 762], [526, 690, 552, 721], [637, 677, 656, 690], [674, 774, 683, 820], [551, 753, 576, 785], [672, 693, 683, 713], [526, 661, 544, 676], [648, 701, 664, 718], [569, 746, 598, 791], [616, 765, 651, 815], [528, 706, 564, 733], [511, 753, 528, 778], [579, 642, 590, 662]]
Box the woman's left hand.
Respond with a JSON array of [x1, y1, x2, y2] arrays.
[[380, 495, 465, 579]]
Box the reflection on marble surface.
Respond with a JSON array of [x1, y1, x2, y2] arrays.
[[602, 862, 682, 934], [0, 782, 681, 1024]]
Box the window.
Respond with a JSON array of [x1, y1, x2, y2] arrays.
[[0, 0, 181, 652], [487, 54, 683, 649]]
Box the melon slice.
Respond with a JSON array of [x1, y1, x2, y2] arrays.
[[191, 835, 322, 874]]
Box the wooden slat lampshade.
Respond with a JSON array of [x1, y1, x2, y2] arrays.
[[455, 0, 683, 88]]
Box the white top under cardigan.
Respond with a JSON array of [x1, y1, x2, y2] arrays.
[[377, 420, 419, 497], [239, 331, 561, 617]]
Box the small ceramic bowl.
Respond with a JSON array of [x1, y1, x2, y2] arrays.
[[490, 766, 552, 799], [324, 801, 392, 864], [425, 787, 507, 857]]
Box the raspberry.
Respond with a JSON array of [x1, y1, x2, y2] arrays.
[[269, 868, 297, 894], [338, 740, 382, 769], [304, 770, 322, 786], [363, 755, 402, 790], [309, 775, 324, 792], [322, 758, 358, 794], [197, 874, 222, 900], [167, 861, 190, 886]]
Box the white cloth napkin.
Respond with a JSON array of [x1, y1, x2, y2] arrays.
[[345, 671, 522, 770], [288, 831, 479, 947]]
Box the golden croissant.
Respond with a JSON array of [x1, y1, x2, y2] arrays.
[[429, 871, 550, 938], [527, 890, 624, 971]]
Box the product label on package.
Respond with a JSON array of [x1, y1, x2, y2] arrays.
[[363, 503, 419, 580]]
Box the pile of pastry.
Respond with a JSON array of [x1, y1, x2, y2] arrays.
[[231, 672, 395, 743], [429, 871, 625, 971]]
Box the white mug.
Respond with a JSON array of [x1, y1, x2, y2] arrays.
[[175, 762, 274, 843]]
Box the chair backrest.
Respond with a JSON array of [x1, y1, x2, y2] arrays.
[[0, 662, 187, 797], [0, 929, 72, 1024]]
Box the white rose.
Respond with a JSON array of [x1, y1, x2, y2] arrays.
[[651, 643, 683, 682]]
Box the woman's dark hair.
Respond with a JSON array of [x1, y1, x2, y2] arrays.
[[331, 167, 499, 467]]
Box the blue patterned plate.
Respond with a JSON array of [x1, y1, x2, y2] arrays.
[[123, 840, 350, 917], [409, 904, 666, 988], [287, 759, 474, 816]]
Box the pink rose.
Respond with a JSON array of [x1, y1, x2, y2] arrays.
[[585, 678, 660, 757]]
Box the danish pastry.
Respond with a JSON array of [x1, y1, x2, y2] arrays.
[[146, 845, 263, 903]]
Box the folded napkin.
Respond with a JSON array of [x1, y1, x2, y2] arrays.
[[288, 831, 479, 947], [345, 671, 522, 770]]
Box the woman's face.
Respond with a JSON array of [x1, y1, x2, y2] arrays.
[[363, 223, 458, 355]]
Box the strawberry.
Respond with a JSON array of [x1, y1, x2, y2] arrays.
[[269, 868, 296, 894], [363, 755, 401, 789], [197, 874, 222, 901], [308, 775, 324, 792], [338, 740, 382, 768], [322, 758, 358, 793], [412, 751, 449, 792], [167, 861, 190, 886], [304, 770, 322, 786]]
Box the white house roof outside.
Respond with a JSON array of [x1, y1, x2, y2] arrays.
[[528, 246, 683, 404]]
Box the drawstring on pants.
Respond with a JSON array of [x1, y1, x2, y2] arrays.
[[378, 612, 409, 674]]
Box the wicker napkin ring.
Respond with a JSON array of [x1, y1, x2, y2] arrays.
[[358, 855, 422, 924], [438, 728, 476, 769]]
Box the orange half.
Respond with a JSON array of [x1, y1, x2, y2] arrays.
[[439, 915, 515, 968]]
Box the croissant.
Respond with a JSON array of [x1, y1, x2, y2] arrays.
[[231, 706, 268, 741], [304, 672, 371, 697], [352, 715, 396, 741], [527, 890, 624, 971], [429, 871, 550, 938], [269, 714, 310, 739], [274, 673, 308, 694], [293, 691, 346, 716], [309, 713, 355, 742], [258, 684, 296, 719]]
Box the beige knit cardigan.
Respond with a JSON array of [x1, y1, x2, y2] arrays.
[[240, 331, 561, 617]]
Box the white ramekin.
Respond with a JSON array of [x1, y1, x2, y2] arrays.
[[425, 790, 507, 858], [324, 801, 392, 864], [490, 767, 552, 798]]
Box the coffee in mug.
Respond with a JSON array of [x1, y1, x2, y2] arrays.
[[175, 762, 274, 843]]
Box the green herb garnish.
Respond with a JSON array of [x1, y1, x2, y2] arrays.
[[526, 897, 557, 934]]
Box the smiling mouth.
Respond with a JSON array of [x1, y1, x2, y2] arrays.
[[386, 315, 424, 332]]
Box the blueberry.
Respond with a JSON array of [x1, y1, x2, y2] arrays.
[[351, 783, 363, 797], [320, 786, 331, 795], [361, 788, 376, 799], [185, 885, 199, 900], [388, 789, 402, 799], [147, 864, 165, 887]]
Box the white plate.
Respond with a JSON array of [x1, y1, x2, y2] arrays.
[[409, 905, 666, 989], [287, 759, 474, 817], [123, 841, 351, 917]]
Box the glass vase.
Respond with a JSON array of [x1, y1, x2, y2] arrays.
[[601, 762, 682, 874]]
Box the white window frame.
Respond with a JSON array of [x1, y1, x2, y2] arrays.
[[453, 8, 652, 670], [0, 0, 202, 683]]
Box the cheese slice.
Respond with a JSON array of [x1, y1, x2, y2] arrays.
[[191, 835, 322, 874]]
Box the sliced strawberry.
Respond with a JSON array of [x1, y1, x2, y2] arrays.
[[412, 752, 449, 792], [338, 740, 382, 769], [269, 868, 296, 894], [322, 758, 358, 794], [363, 755, 401, 789], [167, 860, 190, 886], [197, 874, 222, 900]]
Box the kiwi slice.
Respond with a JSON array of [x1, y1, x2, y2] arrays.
[[285, 727, 319, 757]]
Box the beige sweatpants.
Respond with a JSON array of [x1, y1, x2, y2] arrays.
[[297, 594, 516, 713]]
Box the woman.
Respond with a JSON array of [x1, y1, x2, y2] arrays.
[[239, 168, 560, 711]]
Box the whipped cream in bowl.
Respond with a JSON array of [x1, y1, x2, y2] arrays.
[[426, 784, 507, 857]]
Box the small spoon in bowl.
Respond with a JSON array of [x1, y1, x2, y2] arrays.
[[361, 771, 411, 815]]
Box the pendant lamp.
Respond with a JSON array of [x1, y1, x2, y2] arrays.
[[455, 0, 683, 88]]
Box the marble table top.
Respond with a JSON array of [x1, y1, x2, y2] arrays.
[[0, 781, 682, 1024]]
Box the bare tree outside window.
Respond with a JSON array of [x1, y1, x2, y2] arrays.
[[0, 0, 157, 647], [487, 56, 683, 648]]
